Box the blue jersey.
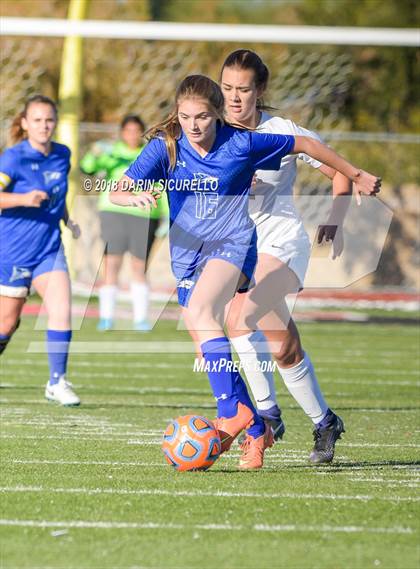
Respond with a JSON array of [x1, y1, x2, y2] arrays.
[[126, 126, 294, 277], [0, 140, 71, 265]]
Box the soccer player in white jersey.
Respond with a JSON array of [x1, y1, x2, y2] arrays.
[[220, 50, 379, 464], [0, 96, 80, 406], [111, 75, 380, 469]]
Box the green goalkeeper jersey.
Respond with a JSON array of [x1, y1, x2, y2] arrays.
[[80, 140, 168, 219]]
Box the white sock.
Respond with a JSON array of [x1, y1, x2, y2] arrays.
[[231, 330, 278, 411], [131, 282, 149, 323], [99, 285, 117, 320], [278, 352, 328, 424]]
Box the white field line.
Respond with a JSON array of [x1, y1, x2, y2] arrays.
[[334, 471, 420, 479], [10, 459, 419, 479], [4, 371, 180, 380], [3, 363, 420, 379], [1, 432, 419, 449], [3, 376, 419, 387], [3, 358, 420, 374], [348, 478, 420, 486], [0, 422, 164, 434], [2, 359, 188, 369], [12, 458, 419, 475], [0, 485, 418, 503], [0, 399, 215, 409], [0, 434, 161, 443], [1, 405, 418, 418], [10, 459, 163, 467], [9, 456, 314, 467], [3, 358, 420, 375], [0, 386, 208, 396], [0, 518, 414, 534]]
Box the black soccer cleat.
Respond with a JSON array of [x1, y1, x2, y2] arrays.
[[309, 414, 345, 464]]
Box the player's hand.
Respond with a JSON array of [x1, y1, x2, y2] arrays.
[[128, 192, 157, 210], [67, 218, 81, 239], [317, 224, 344, 259], [22, 190, 49, 208], [353, 170, 381, 205]]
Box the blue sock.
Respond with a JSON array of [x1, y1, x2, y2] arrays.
[[234, 373, 265, 438], [0, 333, 11, 356], [317, 408, 336, 429], [201, 337, 265, 438], [201, 336, 240, 418], [46, 329, 72, 385]]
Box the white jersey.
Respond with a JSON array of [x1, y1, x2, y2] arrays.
[[250, 111, 322, 225], [250, 112, 323, 286]]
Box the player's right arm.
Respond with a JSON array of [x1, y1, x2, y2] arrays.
[[0, 187, 49, 209], [0, 150, 48, 209], [110, 138, 168, 210]]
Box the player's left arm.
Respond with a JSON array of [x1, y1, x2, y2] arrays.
[[293, 136, 381, 199], [316, 166, 352, 258], [62, 204, 81, 239]]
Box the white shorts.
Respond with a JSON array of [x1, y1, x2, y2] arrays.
[[255, 214, 311, 288]]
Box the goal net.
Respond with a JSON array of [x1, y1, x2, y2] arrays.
[[1, 20, 418, 295]]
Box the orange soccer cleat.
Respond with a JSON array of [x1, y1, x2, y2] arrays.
[[237, 423, 274, 470], [213, 402, 255, 454]]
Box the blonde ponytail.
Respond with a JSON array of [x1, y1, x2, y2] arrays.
[[146, 110, 181, 170], [10, 112, 26, 144]]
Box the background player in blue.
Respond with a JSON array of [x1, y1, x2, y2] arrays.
[[111, 75, 380, 469], [0, 95, 80, 406]]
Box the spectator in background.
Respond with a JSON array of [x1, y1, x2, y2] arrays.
[[81, 115, 169, 331]]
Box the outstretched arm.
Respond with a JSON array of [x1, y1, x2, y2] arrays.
[[293, 136, 381, 198]]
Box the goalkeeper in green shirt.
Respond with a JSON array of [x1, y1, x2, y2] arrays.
[[80, 115, 168, 331]]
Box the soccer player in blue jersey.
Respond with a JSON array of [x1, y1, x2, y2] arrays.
[[0, 95, 80, 406], [110, 75, 380, 469]]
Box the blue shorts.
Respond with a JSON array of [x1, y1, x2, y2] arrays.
[[175, 236, 257, 308], [0, 248, 68, 298]]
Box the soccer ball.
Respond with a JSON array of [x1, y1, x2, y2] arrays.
[[162, 415, 221, 471]]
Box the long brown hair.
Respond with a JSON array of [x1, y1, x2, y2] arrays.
[[10, 95, 58, 145], [221, 49, 273, 111], [146, 75, 225, 169]]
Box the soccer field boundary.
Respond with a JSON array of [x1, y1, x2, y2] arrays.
[[3, 360, 420, 376], [1, 484, 418, 503], [2, 358, 420, 372], [11, 458, 420, 474], [0, 518, 414, 535], [2, 433, 420, 452]]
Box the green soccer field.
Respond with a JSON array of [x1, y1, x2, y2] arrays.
[[1, 309, 419, 569]]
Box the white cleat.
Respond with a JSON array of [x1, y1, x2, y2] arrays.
[[45, 376, 81, 407]]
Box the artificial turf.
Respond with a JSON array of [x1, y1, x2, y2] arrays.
[[0, 307, 419, 569]]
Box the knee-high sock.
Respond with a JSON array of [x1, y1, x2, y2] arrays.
[[231, 330, 278, 411], [46, 329, 72, 385], [0, 333, 11, 356], [278, 351, 328, 424], [99, 285, 117, 320], [201, 336, 264, 437], [131, 282, 149, 322]]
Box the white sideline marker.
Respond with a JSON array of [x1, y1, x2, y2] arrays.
[[0, 519, 413, 534], [0, 485, 418, 503]]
